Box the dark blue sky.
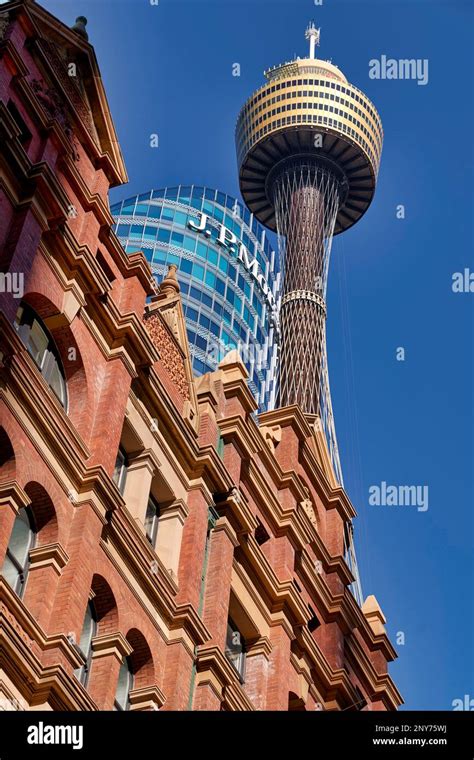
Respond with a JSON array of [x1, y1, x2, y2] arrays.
[[43, 0, 473, 710]]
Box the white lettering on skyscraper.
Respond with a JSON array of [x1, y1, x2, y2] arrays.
[[188, 212, 275, 309]]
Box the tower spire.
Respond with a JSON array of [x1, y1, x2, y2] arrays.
[[305, 21, 320, 59]]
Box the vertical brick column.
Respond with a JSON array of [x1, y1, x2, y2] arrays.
[[176, 485, 211, 610], [271, 534, 295, 583], [49, 502, 105, 643], [88, 633, 132, 710], [201, 518, 238, 648], [243, 637, 272, 710], [314, 620, 344, 670], [86, 358, 132, 475], [193, 676, 222, 710], [325, 508, 345, 555], [223, 442, 242, 483], [161, 641, 194, 711], [23, 543, 68, 632], [265, 624, 292, 710], [0, 208, 43, 322], [0, 483, 29, 566]]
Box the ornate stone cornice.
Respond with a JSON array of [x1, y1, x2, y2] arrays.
[[0, 480, 30, 513], [237, 534, 309, 630], [129, 684, 166, 711], [344, 633, 403, 710], [195, 644, 255, 710], [28, 542, 69, 576], [91, 632, 132, 662]]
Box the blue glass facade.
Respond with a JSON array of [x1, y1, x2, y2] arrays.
[[111, 186, 280, 410]]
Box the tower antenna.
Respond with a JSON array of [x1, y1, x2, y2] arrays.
[[305, 21, 320, 59]]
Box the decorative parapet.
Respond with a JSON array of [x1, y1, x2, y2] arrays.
[[362, 595, 387, 636], [143, 265, 192, 404]]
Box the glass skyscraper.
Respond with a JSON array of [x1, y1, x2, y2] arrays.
[[111, 186, 280, 410]]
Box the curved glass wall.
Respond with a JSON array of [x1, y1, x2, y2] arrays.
[[111, 185, 280, 411]]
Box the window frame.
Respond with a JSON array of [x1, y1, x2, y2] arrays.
[[74, 599, 98, 688], [114, 656, 134, 711], [144, 495, 159, 546], [113, 447, 128, 494], [14, 304, 68, 408], [225, 617, 246, 683], [3, 506, 36, 598]]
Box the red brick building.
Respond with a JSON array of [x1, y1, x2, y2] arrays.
[[0, 0, 401, 712]]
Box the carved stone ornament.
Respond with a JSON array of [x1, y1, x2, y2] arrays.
[[300, 486, 318, 529], [30, 77, 80, 160], [261, 424, 281, 453]]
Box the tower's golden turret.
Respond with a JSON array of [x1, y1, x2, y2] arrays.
[[236, 22, 383, 234]]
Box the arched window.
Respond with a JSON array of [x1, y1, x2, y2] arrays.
[[14, 304, 67, 407], [2, 508, 36, 597], [114, 657, 134, 711], [74, 600, 97, 687]]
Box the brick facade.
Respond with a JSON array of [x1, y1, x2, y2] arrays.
[[0, 0, 401, 712]]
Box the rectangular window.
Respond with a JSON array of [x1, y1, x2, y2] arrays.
[[225, 619, 246, 682], [161, 207, 174, 222], [207, 248, 218, 266], [157, 228, 171, 244], [180, 258, 193, 274], [143, 226, 156, 241], [145, 497, 159, 546], [199, 313, 210, 330], [196, 242, 208, 259], [147, 205, 161, 219], [192, 263, 205, 281], [196, 335, 207, 351], [113, 448, 128, 494], [174, 211, 188, 227], [171, 231, 184, 246], [205, 270, 216, 288]]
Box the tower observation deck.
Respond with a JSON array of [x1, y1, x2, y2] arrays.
[[236, 22, 383, 603]]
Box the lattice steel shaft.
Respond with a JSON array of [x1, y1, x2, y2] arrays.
[[273, 161, 341, 415]]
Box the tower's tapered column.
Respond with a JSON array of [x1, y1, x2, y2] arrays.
[[272, 161, 341, 414]]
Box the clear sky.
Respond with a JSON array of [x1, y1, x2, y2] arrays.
[[41, 0, 473, 711]]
